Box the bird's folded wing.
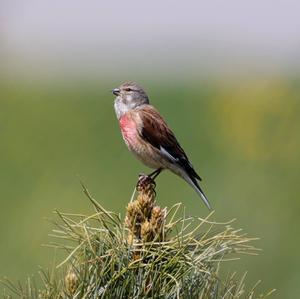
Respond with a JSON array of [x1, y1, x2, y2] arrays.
[[136, 105, 201, 181]]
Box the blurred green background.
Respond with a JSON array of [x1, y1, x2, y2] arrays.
[[1, 1, 300, 298]]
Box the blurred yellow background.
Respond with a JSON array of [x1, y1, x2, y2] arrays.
[[1, 1, 300, 298]]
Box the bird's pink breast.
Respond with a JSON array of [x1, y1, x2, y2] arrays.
[[119, 114, 137, 146]]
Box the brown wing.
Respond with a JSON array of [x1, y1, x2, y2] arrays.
[[137, 105, 202, 181]]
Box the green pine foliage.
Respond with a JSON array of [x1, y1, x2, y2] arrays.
[[1, 179, 274, 298]]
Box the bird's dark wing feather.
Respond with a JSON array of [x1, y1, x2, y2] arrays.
[[137, 105, 202, 181]]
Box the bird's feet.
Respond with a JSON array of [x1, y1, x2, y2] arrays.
[[136, 169, 162, 193], [136, 173, 157, 193]]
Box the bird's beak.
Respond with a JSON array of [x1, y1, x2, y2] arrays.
[[112, 88, 120, 96]]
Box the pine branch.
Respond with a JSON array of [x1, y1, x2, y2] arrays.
[[1, 177, 275, 298]]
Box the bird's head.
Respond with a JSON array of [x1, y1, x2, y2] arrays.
[[112, 82, 149, 118]]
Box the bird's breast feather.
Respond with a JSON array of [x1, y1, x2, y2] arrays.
[[119, 114, 138, 145]]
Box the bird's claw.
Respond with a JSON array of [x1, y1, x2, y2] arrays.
[[136, 174, 156, 190]]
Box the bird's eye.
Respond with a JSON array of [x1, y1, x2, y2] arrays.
[[124, 87, 132, 92]]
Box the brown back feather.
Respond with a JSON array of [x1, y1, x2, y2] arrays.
[[137, 105, 202, 181]]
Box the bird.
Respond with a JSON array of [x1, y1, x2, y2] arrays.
[[112, 81, 211, 209]]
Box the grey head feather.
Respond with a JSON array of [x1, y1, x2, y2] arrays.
[[113, 81, 149, 119]]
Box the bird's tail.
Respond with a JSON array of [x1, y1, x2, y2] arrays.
[[181, 171, 211, 210]]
